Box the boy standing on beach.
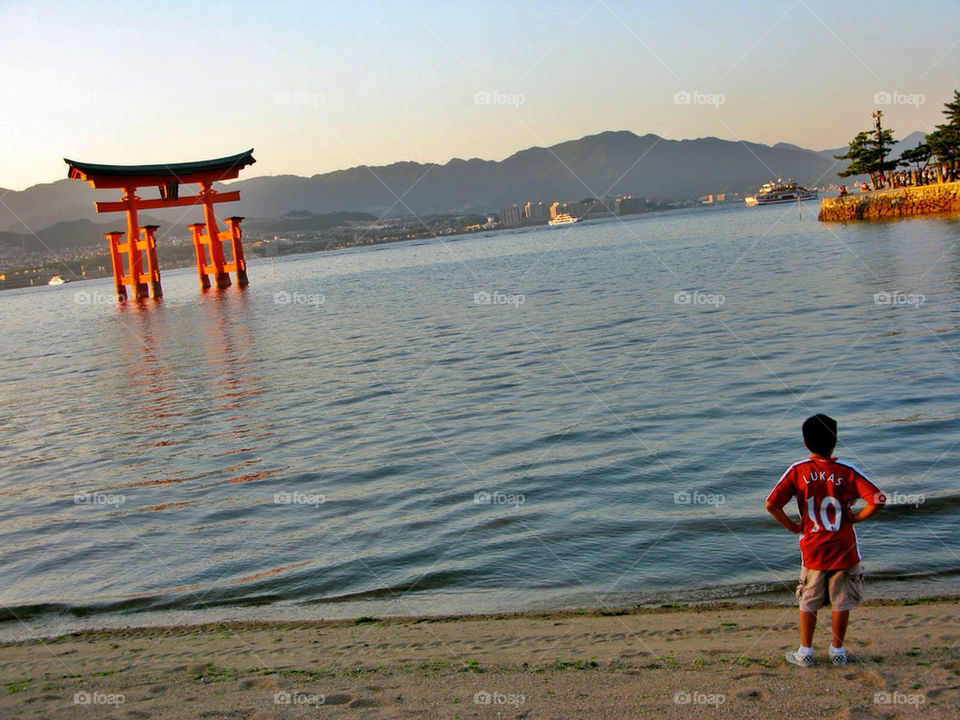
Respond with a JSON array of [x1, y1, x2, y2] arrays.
[[766, 414, 885, 667]]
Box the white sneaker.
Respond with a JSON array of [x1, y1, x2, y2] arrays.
[[785, 650, 815, 667], [829, 649, 848, 666]]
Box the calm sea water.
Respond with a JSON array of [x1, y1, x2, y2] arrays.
[[2, 204, 959, 639]]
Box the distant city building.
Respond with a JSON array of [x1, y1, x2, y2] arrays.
[[524, 201, 550, 223], [499, 205, 523, 228], [499, 194, 646, 225], [559, 197, 616, 220], [615, 195, 645, 215]]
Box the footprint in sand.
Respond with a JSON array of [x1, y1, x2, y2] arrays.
[[731, 671, 776, 680], [842, 670, 886, 688], [736, 688, 772, 701], [322, 692, 353, 705], [348, 697, 381, 708], [830, 706, 887, 720], [239, 677, 279, 691]]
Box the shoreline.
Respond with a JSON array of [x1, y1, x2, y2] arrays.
[[4, 576, 956, 644], [818, 180, 960, 221], [5, 593, 959, 645], [3, 598, 958, 718]]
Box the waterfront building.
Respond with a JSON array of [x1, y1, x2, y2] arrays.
[[499, 205, 523, 228], [524, 201, 550, 223]]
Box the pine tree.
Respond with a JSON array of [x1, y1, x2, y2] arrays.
[[926, 89, 960, 181], [836, 119, 898, 189], [898, 142, 931, 171]]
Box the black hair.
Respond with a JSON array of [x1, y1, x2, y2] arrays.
[[802, 414, 837, 457]]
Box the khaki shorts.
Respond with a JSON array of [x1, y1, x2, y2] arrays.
[[796, 563, 864, 612]]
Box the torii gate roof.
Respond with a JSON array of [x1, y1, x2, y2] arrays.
[[64, 149, 256, 189]]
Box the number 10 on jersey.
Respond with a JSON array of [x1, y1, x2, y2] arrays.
[[806, 496, 842, 532]]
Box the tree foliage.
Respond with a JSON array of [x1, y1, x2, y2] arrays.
[[925, 89, 960, 175], [836, 126, 898, 187], [898, 142, 932, 171]]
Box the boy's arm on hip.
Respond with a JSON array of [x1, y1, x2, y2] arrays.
[[849, 500, 884, 524], [766, 500, 801, 533]]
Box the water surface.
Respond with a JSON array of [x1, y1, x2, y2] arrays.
[[1, 204, 958, 639]]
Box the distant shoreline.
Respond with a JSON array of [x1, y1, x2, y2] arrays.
[[0, 202, 720, 294]]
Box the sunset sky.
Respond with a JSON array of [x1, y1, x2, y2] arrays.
[[1, 0, 957, 189]]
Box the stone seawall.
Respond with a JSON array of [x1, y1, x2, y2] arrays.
[[818, 181, 960, 221]]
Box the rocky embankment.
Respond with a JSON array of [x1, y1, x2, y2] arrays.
[[818, 181, 960, 221]]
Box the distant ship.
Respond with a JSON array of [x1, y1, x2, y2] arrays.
[[746, 180, 818, 206], [548, 212, 579, 227], [48, 275, 66, 285]]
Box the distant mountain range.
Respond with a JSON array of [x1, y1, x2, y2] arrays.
[[0, 130, 927, 247]]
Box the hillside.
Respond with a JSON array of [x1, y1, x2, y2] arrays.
[[2, 129, 920, 243]]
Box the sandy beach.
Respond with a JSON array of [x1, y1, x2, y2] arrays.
[[1, 598, 958, 719]]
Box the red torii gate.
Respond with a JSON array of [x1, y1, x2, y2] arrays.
[[64, 149, 256, 302]]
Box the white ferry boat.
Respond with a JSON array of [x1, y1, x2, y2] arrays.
[[747, 180, 818, 205], [48, 275, 67, 285], [548, 212, 579, 227]]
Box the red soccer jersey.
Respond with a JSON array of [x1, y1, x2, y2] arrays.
[[767, 456, 884, 570]]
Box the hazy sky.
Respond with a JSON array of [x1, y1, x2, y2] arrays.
[[1, 0, 957, 189]]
